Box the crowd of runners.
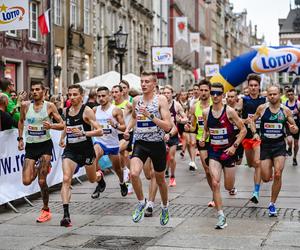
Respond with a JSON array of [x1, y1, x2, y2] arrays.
[[0, 71, 299, 229]]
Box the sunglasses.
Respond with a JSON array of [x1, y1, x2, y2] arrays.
[[210, 90, 223, 96]]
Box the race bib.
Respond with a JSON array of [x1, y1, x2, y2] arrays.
[[136, 114, 158, 133], [28, 125, 46, 136], [198, 116, 204, 128], [247, 114, 261, 129], [209, 128, 228, 145], [97, 118, 112, 135], [263, 123, 283, 139], [66, 125, 87, 143]]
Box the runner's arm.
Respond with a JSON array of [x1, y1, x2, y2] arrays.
[[285, 107, 299, 134], [153, 95, 172, 132], [84, 108, 103, 137], [201, 108, 210, 142], [49, 103, 65, 130], [228, 107, 247, 146], [184, 104, 196, 132], [176, 101, 188, 124], [113, 107, 126, 132], [124, 98, 137, 133], [18, 101, 28, 139]]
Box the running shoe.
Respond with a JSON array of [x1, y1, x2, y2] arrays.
[[132, 200, 146, 223], [293, 158, 298, 166], [169, 177, 176, 187], [250, 191, 259, 204], [120, 182, 128, 197], [208, 201, 215, 207], [144, 206, 153, 217], [91, 177, 106, 199], [165, 169, 169, 178], [268, 204, 277, 217], [180, 151, 185, 159], [36, 209, 52, 223], [215, 215, 227, 229], [189, 161, 197, 171], [229, 187, 237, 195], [287, 147, 292, 156], [160, 207, 169, 226], [126, 182, 134, 194], [60, 217, 72, 227]]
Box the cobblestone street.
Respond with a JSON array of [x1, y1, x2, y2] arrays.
[[1, 154, 300, 249]]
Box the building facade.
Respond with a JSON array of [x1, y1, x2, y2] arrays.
[[0, 0, 50, 92], [52, 0, 95, 94]]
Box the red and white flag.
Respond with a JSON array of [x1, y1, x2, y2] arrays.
[[38, 9, 50, 35], [175, 17, 188, 43]]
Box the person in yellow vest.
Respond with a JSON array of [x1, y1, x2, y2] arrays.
[[185, 79, 214, 207]]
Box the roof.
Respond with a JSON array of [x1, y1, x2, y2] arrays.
[[279, 8, 300, 34]]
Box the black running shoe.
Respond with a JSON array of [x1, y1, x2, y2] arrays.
[[60, 217, 72, 227], [120, 182, 128, 197], [287, 147, 292, 156], [293, 158, 298, 166], [98, 177, 106, 193], [144, 206, 153, 217]]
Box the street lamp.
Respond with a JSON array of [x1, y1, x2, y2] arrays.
[[53, 64, 62, 78], [114, 26, 128, 81]]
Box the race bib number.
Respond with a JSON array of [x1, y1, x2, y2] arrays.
[[198, 116, 204, 128], [263, 123, 283, 139], [66, 125, 87, 143], [27, 125, 46, 136], [136, 114, 158, 133], [209, 128, 228, 145], [97, 118, 112, 135]]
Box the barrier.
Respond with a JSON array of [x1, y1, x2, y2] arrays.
[[0, 129, 85, 205]]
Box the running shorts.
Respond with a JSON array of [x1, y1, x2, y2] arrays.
[[25, 139, 53, 162], [260, 140, 286, 160]]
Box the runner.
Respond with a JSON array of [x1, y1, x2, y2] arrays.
[[201, 82, 246, 229], [251, 85, 298, 216], [163, 85, 187, 187], [59, 84, 103, 227], [91, 86, 128, 199], [124, 71, 172, 225], [226, 89, 244, 166], [177, 91, 189, 158], [239, 74, 266, 204], [185, 79, 215, 206], [285, 88, 300, 165], [18, 81, 64, 223]]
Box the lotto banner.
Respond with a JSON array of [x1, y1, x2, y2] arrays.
[[210, 46, 300, 92], [0, 129, 85, 205], [0, 0, 29, 31]]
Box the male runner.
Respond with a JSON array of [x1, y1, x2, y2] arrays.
[[59, 84, 103, 227], [91, 86, 128, 198], [201, 82, 246, 229], [124, 71, 172, 226], [18, 82, 64, 223], [252, 85, 298, 216], [185, 80, 215, 206], [285, 88, 300, 165], [226, 89, 244, 166], [239, 74, 266, 203], [163, 85, 187, 187]]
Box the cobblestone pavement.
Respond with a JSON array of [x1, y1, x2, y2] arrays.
[[1, 154, 300, 249]]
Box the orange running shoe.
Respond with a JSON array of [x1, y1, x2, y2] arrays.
[[169, 177, 176, 187], [36, 209, 52, 223]]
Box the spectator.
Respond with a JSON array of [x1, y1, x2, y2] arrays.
[[0, 78, 20, 122], [0, 93, 17, 131], [10, 90, 17, 104], [50, 94, 65, 121], [85, 89, 98, 108]]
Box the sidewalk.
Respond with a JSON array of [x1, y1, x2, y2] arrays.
[[1, 154, 300, 249]]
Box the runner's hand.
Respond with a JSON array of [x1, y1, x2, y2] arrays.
[[43, 121, 52, 130], [18, 140, 24, 151], [184, 123, 191, 132], [252, 133, 260, 140], [288, 122, 298, 134], [224, 146, 235, 156], [164, 133, 170, 142], [139, 105, 150, 117], [198, 139, 205, 147], [59, 138, 65, 148], [124, 130, 130, 140]]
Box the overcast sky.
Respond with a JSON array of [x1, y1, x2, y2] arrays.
[[230, 0, 292, 46]]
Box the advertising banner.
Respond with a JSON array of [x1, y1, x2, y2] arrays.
[[205, 64, 219, 77], [152, 47, 173, 66], [0, 129, 85, 205], [0, 0, 29, 31], [190, 33, 200, 52]]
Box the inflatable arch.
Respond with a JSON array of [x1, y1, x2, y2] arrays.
[[210, 46, 300, 92]]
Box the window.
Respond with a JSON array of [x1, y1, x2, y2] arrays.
[[6, 30, 17, 37], [84, 0, 90, 34], [29, 2, 38, 41], [70, 0, 77, 29], [54, 0, 61, 26]]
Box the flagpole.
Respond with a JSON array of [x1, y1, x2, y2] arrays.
[[48, 3, 53, 94]]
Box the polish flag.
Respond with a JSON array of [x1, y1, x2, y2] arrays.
[[38, 9, 50, 35]]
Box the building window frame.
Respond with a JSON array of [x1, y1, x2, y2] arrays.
[[70, 0, 78, 29], [6, 30, 17, 37], [84, 0, 90, 34], [29, 1, 38, 41], [54, 0, 62, 26]]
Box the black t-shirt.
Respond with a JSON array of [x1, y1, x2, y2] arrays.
[[0, 110, 17, 131]]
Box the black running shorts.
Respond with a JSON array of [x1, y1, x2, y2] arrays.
[[260, 141, 286, 160], [25, 139, 53, 161], [62, 146, 95, 166], [132, 140, 166, 172]]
